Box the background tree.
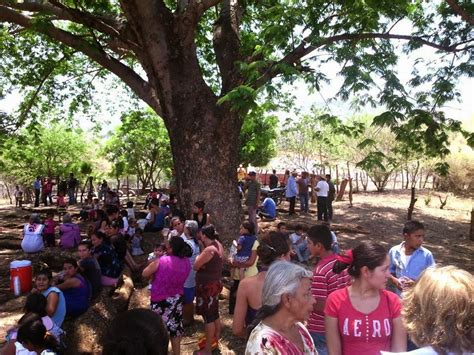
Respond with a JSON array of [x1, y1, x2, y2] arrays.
[[0, 1, 472, 240], [104, 110, 173, 191]]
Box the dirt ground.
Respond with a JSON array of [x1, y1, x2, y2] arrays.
[[0, 189, 472, 354]]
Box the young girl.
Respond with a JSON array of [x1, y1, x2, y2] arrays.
[[43, 212, 57, 248], [126, 201, 136, 220], [56, 191, 67, 221], [56, 258, 90, 317], [34, 269, 66, 327], [192, 200, 211, 230], [131, 228, 144, 256], [325, 241, 407, 354], [233, 221, 257, 280]]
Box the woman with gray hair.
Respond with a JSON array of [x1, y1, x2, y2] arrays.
[[182, 219, 201, 326], [246, 261, 317, 354], [21, 213, 45, 253]]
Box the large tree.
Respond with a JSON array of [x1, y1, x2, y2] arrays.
[[0, 0, 472, 240]]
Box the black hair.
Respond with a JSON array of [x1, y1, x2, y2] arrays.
[[63, 257, 79, 269], [79, 239, 93, 250], [307, 225, 333, 250], [257, 232, 290, 266], [46, 211, 54, 217], [35, 268, 53, 280], [154, 242, 166, 250], [93, 230, 107, 240], [403, 220, 425, 235], [194, 200, 205, 210], [241, 220, 255, 235], [102, 308, 169, 355], [272, 169, 276, 174], [325, 174, 331, 179], [24, 293, 48, 317], [333, 241, 387, 277], [294, 224, 304, 232], [120, 210, 128, 218], [150, 198, 160, 207], [126, 201, 134, 208], [168, 236, 192, 258], [277, 222, 287, 229], [17, 314, 59, 353], [106, 206, 119, 215], [201, 224, 218, 241]]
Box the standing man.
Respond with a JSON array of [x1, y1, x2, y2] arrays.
[[67, 173, 79, 205], [315, 175, 329, 221], [297, 171, 310, 214], [245, 171, 260, 233], [33, 176, 41, 207], [326, 174, 336, 221], [269, 169, 279, 189], [285, 170, 298, 216]]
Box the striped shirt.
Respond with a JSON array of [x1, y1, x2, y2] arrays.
[[308, 254, 351, 334]]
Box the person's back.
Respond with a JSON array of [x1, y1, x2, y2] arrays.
[[269, 172, 279, 189], [59, 222, 81, 249], [22, 221, 45, 253], [63, 273, 90, 317], [236, 234, 257, 259], [262, 197, 276, 218], [79, 256, 102, 299], [151, 255, 191, 302]]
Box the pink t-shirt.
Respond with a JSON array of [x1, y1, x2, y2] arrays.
[[151, 255, 191, 302], [44, 218, 57, 234], [325, 288, 401, 355], [308, 254, 351, 334]]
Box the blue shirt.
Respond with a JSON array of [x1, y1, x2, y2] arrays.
[[389, 242, 435, 293], [42, 287, 66, 327], [33, 180, 41, 190], [285, 176, 297, 198], [262, 197, 277, 218]]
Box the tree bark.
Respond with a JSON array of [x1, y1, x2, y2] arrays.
[[335, 165, 339, 194], [470, 207, 474, 242], [407, 187, 417, 220]]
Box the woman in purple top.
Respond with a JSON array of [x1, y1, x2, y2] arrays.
[[56, 258, 90, 317], [59, 213, 81, 249], [142, 236, 192, 355]]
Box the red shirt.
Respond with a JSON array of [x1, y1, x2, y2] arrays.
[[308, 254, 351, 334], [325, 288, 401, 355]]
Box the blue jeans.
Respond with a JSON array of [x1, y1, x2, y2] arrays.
[[293, 240, 310, 262], [310, 332, 328, 355], [299, 193, 309, 213]]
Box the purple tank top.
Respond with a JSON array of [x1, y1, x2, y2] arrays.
[[151, 255, 191, 302]]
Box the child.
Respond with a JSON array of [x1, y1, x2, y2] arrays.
[[131, 228, 145, 256], [389, 220, 435, 295], [306, 224, 351, 355], [233, 221, 257, 280], [56, 191, 67, 221], [136, 212, 149, 231], [14, 185, 23, 208], [289, 225, 311, 264], [119, 209, 129, 235], [43, 212, 57, 247], [147, 243, 166, 290], [16, 314, 60, 354], [87, 198, 101, 221], [126, 201, 135, 220]]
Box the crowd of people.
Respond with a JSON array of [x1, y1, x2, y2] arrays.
[[5, 171, 473, 355]]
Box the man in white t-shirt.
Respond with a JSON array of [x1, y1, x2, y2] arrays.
[[315, 176, 329, 221]]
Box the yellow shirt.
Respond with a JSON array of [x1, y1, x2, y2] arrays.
[[232, 240, 259, 280]]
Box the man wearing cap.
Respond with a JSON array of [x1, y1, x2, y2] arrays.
[[245, 171, 260, 233]]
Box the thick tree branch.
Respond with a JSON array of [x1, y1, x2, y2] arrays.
[[445, 0, 474, 25], [252, 32, 473, 89], [213, 0, 243, 93], [0, 5, 161, 115]]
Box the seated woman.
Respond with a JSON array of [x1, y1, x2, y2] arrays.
[[56, 258, 90, 317], [21, 213, 45, 253], [91, 231, 124, 287], [144, 199, 166, 233], [232, 232, 291, 337], [102, 309, 169, 355], [34, 269, 66, 327], [59, 213, 81, 249], [77, 240, 102, 299], [382, 265, 473, 355], [246, 261, 316, 354]]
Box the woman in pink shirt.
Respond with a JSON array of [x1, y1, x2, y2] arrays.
[[325, 241, 406, 355], [142, 235, 192, 355]]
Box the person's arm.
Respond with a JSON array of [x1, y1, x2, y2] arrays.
[[194, 247, 214, 270], [46, 292, 59, 318], [232, 281, 249, 337], [391, 317, 407, 352], [206, 213, 211, 226], [389, 274, 403, 291], [325, 316, 342, 355], [142, 258, 159, 279], [56, 277, 81, 291]]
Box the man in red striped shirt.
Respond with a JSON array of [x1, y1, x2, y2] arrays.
[[307, 224, 351, 355]]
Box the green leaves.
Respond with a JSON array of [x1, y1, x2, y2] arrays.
[[217, 85, 258, 113]]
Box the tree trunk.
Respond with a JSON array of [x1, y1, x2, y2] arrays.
[[126, 175, 130, 200], [347, 162, 353, 207], [470, 207, 474, 241], [401, 169, 405, 189], [392, 172, 397, 190], [355, 172, 359, 193], [405, 169, 410, 189], [407, 187, 417, 220], [418, 167, 423, 189], [335, 165, 339, 194]]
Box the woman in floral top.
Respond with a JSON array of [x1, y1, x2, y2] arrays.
[[246, 261, 317, 354]]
